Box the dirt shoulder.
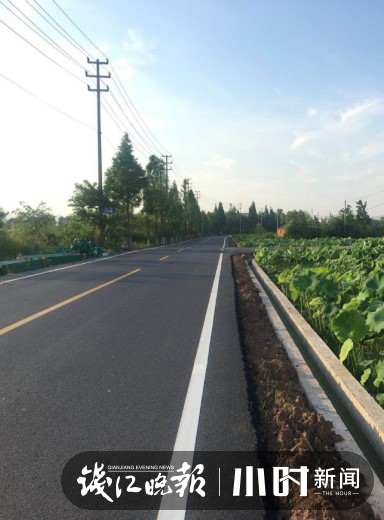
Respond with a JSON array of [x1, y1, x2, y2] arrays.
[[232, 254, 379, 519]]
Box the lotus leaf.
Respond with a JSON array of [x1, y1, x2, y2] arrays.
[[342, 299, 361, 312], [320, 302, 339, 319], [363, 273, 384, 297], [360, 368, 371, 385], [366, 301, 384, 313], [331, 310, 367, 343], [360, 359, 375, 368], [339, 338, 354, 363], [373, 360, 384, 388], [366, 308, 384, 334], [315, 277, 340, 299], [291, 273, 314, 293]]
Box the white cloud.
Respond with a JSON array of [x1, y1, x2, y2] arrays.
[[290, 132, 315, 150], [307, 107, 318, 117], [123, 28, 156, 65], [204, 157, 235, 169], [339, 98, 384, 125]]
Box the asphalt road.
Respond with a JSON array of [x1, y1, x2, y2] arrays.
[[0, 236, 264, 519]]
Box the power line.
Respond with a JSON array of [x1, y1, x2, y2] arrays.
[[47, 0, 170, 158], [367, 201, 384, 211], [3, 0, 177, 174], [327, 188, 384, 215], [100, 97, 153, 159], [50, 0, 106, 59], [108, 87, 159, 156], [3, 0, 85, 72], [0, 70, 95, 130], [30, 0, 92, 59], [0, 17, 87, 85], [99, 97, 151, 160], [109, 67, 169, 155], [350, 188, 384, 203]]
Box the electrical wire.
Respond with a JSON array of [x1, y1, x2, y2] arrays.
[[3, 0, 184, 187], [4, 0, 86, 72], [50, 0, 106, 59], [109, 67, 169, 155], [100, 97, 150, 159], [108, 87, 161, 157], [0, 70, 95, 130], [0, 18, 87, 85], [367, 201, 384, 211], [30, 0, 92, 60], [47, 0, 170, 155]]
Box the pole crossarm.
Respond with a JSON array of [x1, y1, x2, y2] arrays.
[[87, 84, 109, 92], [162, 154, 172, 190], [85, 57, 110, 194]]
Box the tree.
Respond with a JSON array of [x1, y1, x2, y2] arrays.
[[355, 200, 371, 226], [211, 202, 226, 234], [104, 133, 146, 249], [248, 202, 257, 232], [260, 205, 270, 230], [338, 204, 355, 236], [11, 202, 57, 252], [143, 155, 168, 242], [185, 189, 201, 236], [276, 208, 285, 228], [226, 206, 239, 234], [167, 181, 184, 239], [0, 208, 8, 228], [68, 180, 108, 244], [285, 210, 314, 238]]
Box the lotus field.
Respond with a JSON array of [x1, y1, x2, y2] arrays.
[[235, 236, 384, 407]]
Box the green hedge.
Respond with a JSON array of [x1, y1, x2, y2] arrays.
[[0, 254, 84, 276]]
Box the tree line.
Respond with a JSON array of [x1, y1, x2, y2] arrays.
[[1, 133, 384, 260]]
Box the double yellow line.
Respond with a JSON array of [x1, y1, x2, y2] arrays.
[[0, 268, 141, 337]]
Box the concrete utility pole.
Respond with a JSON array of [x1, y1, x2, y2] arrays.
[[195, 190, 203, 234], [86, 58, 110, 193], [344, 199, 347, 234], [238, 202, 242, 234], [162, 155, 172, 190]]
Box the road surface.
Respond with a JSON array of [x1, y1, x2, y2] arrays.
[[0, 236, 264, 519]]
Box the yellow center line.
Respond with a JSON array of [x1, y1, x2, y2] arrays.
[[0, 268, 141, 337], [159, 256, 170, 261]]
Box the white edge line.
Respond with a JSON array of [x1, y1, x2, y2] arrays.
[[0, 238, 199, 285], [157, 240, 224, 519]]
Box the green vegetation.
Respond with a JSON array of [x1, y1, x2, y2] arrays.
[[236, 236, 384, 407]]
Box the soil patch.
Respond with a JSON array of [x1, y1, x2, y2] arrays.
[[232, 254, 380, 519]]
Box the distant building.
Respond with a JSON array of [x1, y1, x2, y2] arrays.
[[277, 226, 286, 237]]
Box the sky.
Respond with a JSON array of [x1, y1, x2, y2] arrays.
[[2, 0, 384, 218]]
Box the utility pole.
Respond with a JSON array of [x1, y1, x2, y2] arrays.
[[162, 154, 172, 190], [238, 202, 242, 234], [195, 190, 203, 235], [344, 199, 346, 235], [86, 58, 110, 193]]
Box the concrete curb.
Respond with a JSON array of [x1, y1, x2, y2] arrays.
[[246, 261, 384, 516]]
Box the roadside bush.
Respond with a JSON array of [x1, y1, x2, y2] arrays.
[[0, 230, 20, 260]]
